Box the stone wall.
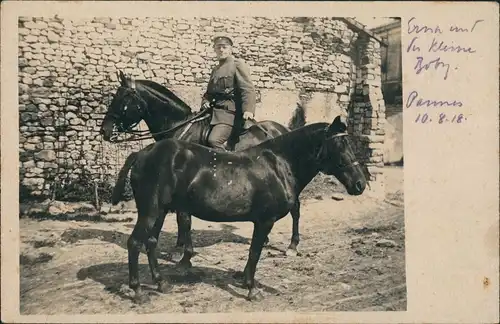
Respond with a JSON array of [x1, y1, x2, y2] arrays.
[[18, 16, 385, 200], [349, 35, 386, 195]]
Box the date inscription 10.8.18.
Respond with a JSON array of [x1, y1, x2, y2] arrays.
[[415, 113, 466, 124]]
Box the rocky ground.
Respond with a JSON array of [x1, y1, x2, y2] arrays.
[[19, 167, 405, 314]]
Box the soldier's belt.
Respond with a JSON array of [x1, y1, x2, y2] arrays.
[[210, 93, 235, 101]]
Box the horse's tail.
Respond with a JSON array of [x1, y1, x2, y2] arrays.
[[111, 151, 139, 205]]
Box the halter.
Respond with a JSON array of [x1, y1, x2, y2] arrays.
[[108, 97, 211, 143], [317, 131, 360, 171], [104, 78, 210, 143], [107, 81, 148, 132]]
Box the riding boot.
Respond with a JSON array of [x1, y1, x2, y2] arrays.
[[208, 124, 233, 151]]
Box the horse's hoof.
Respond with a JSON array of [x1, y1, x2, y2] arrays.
[[133, 292, 150, 304], [247, 288, 264, 301], [285, 248, 298, 257], [157, 281, 171, 294]]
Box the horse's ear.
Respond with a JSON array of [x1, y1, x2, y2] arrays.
[[335, 115, 347, 125], [119, 70, 128, 86], [116, 71, 122, 84], [329, 115, 347, 133]]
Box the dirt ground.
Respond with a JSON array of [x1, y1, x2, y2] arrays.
[[19, 167, 405, 314]]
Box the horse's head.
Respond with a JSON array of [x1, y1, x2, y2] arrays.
[[100, 71, 147, 141], [317, 115, 367, 195]]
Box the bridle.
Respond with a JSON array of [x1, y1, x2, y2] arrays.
[[317, 131, 360, 171], [105, 80, 210, 143], [106, 82, 148, 132]]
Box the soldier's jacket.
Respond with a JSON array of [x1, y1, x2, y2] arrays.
[[201, 56, 256, 126]]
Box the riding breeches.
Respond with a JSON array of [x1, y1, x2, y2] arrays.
[[208, 124, 233, 151]]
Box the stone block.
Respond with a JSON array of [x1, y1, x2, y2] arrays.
[[23, 160, 36, 169], [35, 150, 56, 162], [334, 85, 347, 93], [366, 135, 384, 143], [47, 31, 60, 43], [23, 177, 44, 187], [340, 54, 351, 63]]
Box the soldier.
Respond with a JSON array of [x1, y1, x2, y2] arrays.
[[200, 35, 257, 151]]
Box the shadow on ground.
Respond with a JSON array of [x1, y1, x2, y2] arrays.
[[61, 224, 251, 261], [77, 262, 280, 302]]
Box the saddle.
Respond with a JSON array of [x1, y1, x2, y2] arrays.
[[225, 120, 254, 151]]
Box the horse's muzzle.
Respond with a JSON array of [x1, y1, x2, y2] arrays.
[[100, 119, 114, 141], [355, 180, 363, 193], [347, 179, 366, 196], [100, 127, 112, 141]]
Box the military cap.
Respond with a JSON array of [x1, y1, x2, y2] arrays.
[[213, 35, 233, 46]]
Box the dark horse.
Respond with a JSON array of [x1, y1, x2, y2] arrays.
[[100, 71, 305, 258], [111, 115, 366, 303]]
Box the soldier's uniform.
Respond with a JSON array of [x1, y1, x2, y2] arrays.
[[201, 36, 256, 150]]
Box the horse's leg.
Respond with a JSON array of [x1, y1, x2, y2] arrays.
[[147, 211, 170, 294], [286, 199, 301, 257], [127, 218, 150, 304], [176, 211, 194, 272], [243, 219, 275, 301], [175, 211, 185, 248], [171, 211, 188, 262]]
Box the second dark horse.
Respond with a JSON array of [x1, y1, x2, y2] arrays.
[[112, 115, 367, 303]]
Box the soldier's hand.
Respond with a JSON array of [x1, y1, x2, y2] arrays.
[[243, 112, 254, 120]]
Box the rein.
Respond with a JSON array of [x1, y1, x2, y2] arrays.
[[247, 117, 274, 139], [108, 78, 215, 143], [109, 108, 210, 143]]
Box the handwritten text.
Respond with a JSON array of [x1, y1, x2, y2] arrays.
[[408, 17, 484, 35], [406, 17, 482, 83], [406, 91, 464, 109], [407, 17, 443, 34], [414, 56, 451, 80], [405, 17, 482, 125], [449, 20, 484, 33], [428, 38, 476, 54], [414, 113, 467, 124]]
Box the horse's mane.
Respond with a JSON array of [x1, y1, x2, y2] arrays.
[[136, 79, 193, 117], [254, 122, 329, 150]]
